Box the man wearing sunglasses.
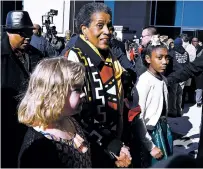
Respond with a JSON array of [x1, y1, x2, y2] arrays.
[[1, 11, 44, 167]]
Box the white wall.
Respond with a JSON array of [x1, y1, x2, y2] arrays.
[[23, 0, 70, 37]]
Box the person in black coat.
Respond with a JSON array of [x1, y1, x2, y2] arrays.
[[167, 52, 203, 167], [60, 34, 79, 55], [110, 37, 137, 74], [1, 11, 44, 167], [194, 42, 203, 107], [30, 24, 57, 57], [167, 38, 190, 117]]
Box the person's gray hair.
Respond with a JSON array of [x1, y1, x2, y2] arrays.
[[75, 2, 112, 34]]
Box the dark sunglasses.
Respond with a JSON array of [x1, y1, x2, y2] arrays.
[[19, 30, 33, 38], [9, 29, 33, 38]]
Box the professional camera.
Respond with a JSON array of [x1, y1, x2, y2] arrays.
[[42, 9, 58, 41], [48, 9, 58, 16], [42, 9, 65, 54]]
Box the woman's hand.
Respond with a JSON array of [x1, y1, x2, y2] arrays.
[[115, 146, 132, 167], [150, 146, 163, 159]]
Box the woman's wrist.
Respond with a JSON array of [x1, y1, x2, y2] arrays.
[[150, 143, 156, 151]]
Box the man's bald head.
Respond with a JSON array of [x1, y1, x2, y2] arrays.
[[141, 26, 157, 47], [33, 24, 42, 36]]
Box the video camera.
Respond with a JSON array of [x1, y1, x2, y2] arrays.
[[42, 9, 65, 54], [48, 9, 58, 16], [42, 9, 58, 41]]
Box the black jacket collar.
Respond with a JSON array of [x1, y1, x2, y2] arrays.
[[75, 36, 105, 70]]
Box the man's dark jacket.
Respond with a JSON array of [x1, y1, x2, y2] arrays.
[[110, 38, 137, 75], [194, 46, 203, 90], [1, 32, 44, 167], [165, 46, 189, 77], [30, 34, 57, 57], [167, 52, 203, 167], [167, 51, 203, 85], [60, 35, 79, 56]]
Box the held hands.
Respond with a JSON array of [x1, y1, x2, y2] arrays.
[[150, 146, 163, 159], [114, 146, 132, 168]]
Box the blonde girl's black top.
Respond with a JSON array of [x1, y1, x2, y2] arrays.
[[18, 118, 92, 168]]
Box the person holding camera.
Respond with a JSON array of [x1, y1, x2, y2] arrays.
[[49, 26, 65, 54]]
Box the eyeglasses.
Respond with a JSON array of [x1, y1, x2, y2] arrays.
[[140, 34, 150, 39]]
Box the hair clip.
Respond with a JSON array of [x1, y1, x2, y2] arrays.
[[150, 35, 161, 46]]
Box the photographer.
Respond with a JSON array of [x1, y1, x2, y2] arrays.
[[43, 9, 65, 55], [49, 26, 65, 54]]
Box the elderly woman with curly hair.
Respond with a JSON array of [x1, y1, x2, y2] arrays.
[[64, 2, 131, 168]]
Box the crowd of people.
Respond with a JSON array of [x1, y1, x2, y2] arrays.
[[1, 2, 203, 168]]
